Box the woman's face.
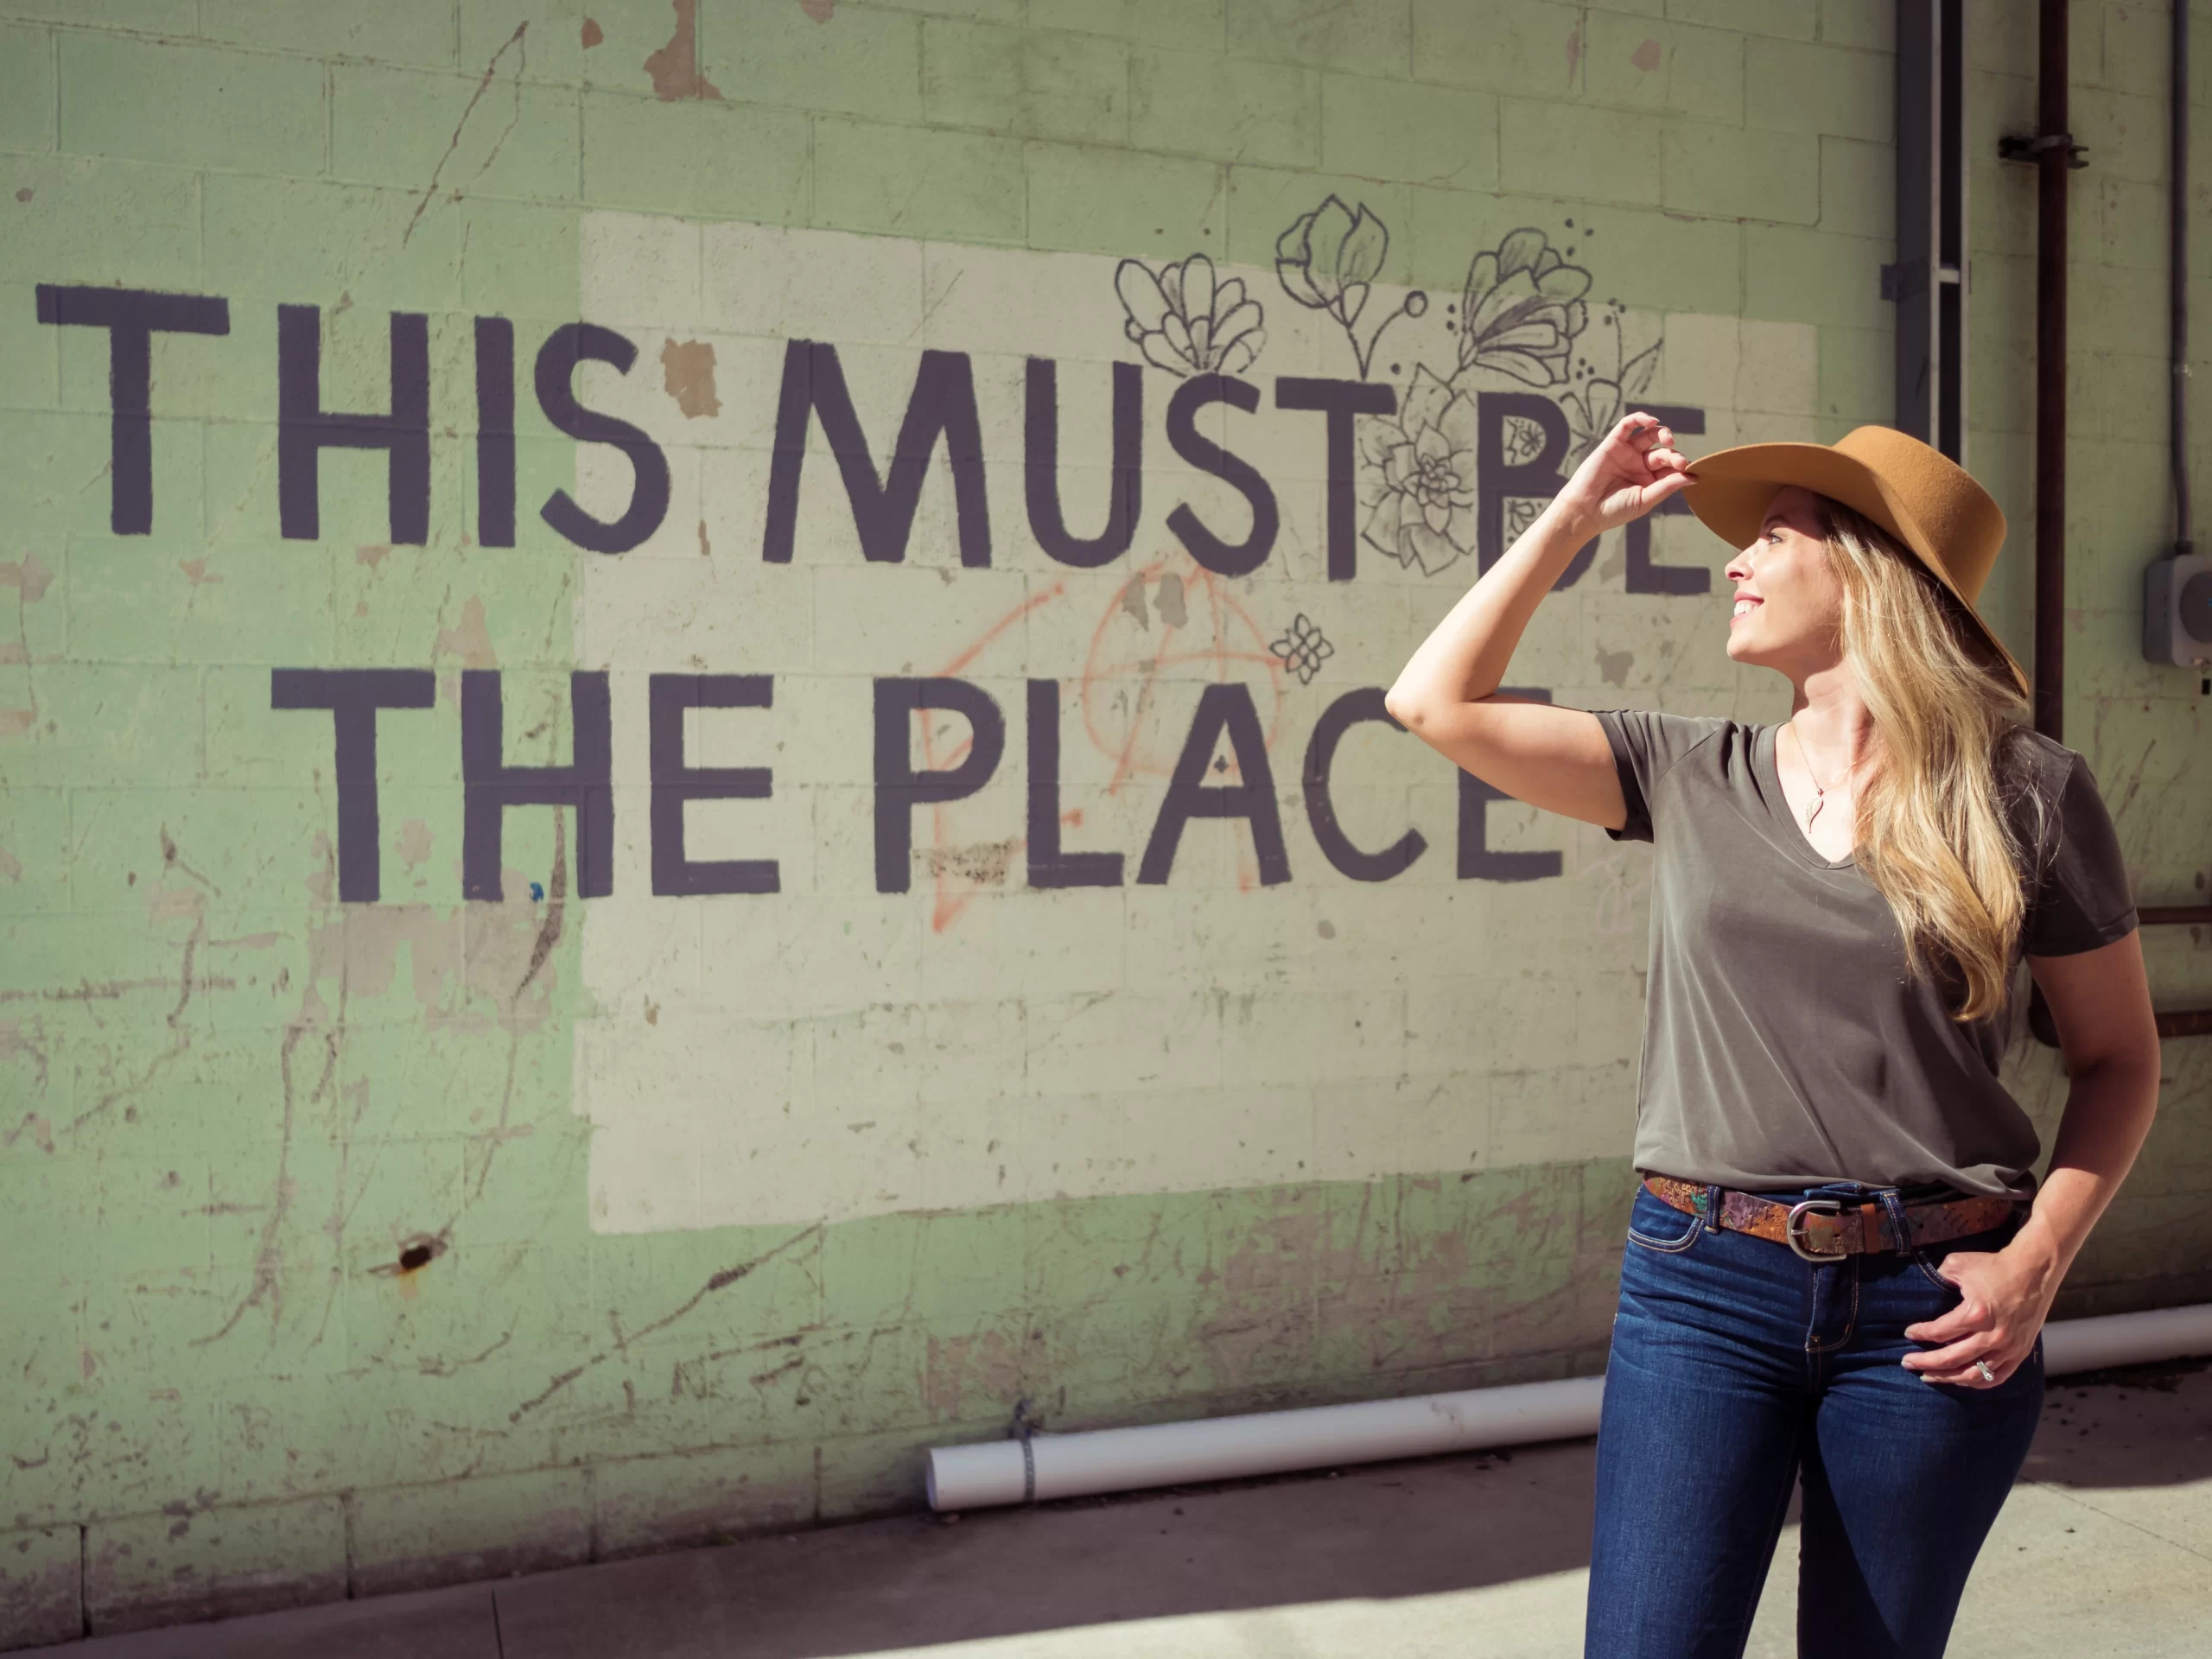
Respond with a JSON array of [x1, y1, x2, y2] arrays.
[[1722, 485, 1846, 677]]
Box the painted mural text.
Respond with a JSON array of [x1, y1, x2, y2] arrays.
[[35, 283, 1707, 590]]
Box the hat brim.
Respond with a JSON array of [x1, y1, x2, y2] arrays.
[[1681, 441, 2031, 700]]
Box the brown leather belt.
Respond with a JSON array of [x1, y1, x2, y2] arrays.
[[1643, 1174, 2027, 1262]]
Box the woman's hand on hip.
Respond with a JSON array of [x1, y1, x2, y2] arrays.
[[1900, 1233, 2063, 1387]]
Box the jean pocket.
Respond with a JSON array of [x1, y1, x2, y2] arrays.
[[1625, 1186, 1705, 1253], [1910, 1214, 2022, 1291]]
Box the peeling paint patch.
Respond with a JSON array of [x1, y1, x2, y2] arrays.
[[0, 709, 35, 736], [0, 552, 54, 603], [396, 818, 434, 869], [645, 0, 723, 101], [357, 543, 391, 569], [799, 0, 836, 18], [1630, 37, 1662, 72], [1596, 648, 1633, 687], [0, 845, 19, 883], [658, 338, 721, 418], [433, 595, 499, 670], [178, 558, 221, 587], [582, 16, 604, 48], [696, 519, 710, 556]]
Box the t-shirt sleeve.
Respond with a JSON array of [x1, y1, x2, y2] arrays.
[[1591, 709, 1731, 843], [2023, 753, 2139, 957]]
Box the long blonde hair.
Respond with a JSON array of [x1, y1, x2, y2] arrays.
[[1815, 498, 2040, 1023]]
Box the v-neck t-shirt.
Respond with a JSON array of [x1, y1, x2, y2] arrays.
[[1592, 710, 2139, 1199]]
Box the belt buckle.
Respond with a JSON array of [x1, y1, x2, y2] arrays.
[[1784, 1198, 1846, 1262]]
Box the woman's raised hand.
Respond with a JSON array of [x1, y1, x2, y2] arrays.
[[1553, 411, 1694, 538]]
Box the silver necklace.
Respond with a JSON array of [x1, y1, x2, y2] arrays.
[[1787, 720, 1851, 827]]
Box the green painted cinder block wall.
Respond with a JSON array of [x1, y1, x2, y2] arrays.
[[3, 0, 2209, 1643]]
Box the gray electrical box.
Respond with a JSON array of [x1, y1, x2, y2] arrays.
[[2145, 554, 2212, 665]]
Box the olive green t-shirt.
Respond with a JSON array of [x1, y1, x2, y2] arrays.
[[1593, 710, 2138, 1199]]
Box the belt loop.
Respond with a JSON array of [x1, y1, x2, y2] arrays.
[[1874, 1188, 1912, 1255], [1701, 1182, 1723, 1231]]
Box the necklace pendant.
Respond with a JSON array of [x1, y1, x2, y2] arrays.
[[1804, 794, 1824, 826]]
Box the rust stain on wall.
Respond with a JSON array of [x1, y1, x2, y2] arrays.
[[645, 0, 724, 101], [658, 339, 722, 418]]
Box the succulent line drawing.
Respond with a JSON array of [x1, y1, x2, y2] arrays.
[[1274, 195, 1427, 378], [1457, 227, 1591, 388], [1268, 613, 1335, 685], [1116, 254, 1267, 376], [1355, 365, 1482, 577]]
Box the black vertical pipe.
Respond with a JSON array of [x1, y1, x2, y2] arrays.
[[2174, 0, 2193, 560], [2032, 0, 2069, 742]]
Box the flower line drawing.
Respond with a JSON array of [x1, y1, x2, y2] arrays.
[[1269, 613, 1336, 685], [1115, 254, 1267, 376], [1274, 194, 1427, 378], [1458, 227, 1591, 388]]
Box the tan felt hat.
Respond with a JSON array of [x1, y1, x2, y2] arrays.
[[1680, 423, 2029, 699]]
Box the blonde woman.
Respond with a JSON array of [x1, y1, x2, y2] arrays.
[[1385, 416, 2158, 1658]]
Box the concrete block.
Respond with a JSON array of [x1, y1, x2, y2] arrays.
[[925, 22, 1131, 146], [1411, 0, 1586, 97], [1745, 225, 1892, 329], [197, 0, 461, 65], [1319, 73, 1495, 190], [581, 92, 810, 224], [332, 65, 581, 202], [57, 35, 325, 175], [1744, 36, 1894, 143], [1817, 133, 1891, 238], [84, 1499, 344, 1636], [1820, 0, 1895, 53], [1664, 118, 1819, 224], [348, 1469, 590, 1597], [0, 1527, 79, 1652], [1024, 143, 1226, 258], [1581, 12, 1745, 124], [812, 118, 1027, 245], [1227, 0, 1408, 78], [592, 1444, 816, 1557], [702, 0, 924, 122], [1031, 0, 1223, 52], [1134, 48, 1318, 168], [0, 26, 54, 154], [1501, 98, 1665, 206], [0, 156, 204, 291], [0, 0, 189, 28], [203, 175, 461, 310], [1667, 0, 1815, 39]]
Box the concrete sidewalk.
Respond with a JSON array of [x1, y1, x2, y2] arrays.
[[25, 1362, 2211, 1659]]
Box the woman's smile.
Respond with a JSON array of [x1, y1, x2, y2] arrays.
[[1730, 594, 1762, 626]]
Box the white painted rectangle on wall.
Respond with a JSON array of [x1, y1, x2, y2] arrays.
[[569, 207, 1811, 1232]]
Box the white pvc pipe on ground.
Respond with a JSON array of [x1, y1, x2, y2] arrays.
[[925, 1302, 2212, 1511]]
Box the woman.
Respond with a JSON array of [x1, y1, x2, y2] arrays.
[[1384, 414, 2159, 1658]]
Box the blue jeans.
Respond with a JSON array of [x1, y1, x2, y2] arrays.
[[1584, 1178, 2046, 1658]]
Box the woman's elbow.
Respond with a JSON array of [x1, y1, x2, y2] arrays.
[[1383, 689, 1425, 732]]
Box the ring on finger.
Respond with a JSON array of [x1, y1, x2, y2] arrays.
[[1974, 1358, 1996, 1384]]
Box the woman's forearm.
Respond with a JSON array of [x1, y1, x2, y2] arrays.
[[2007, 1054, 2161, 1294], [1385, 500, 1596, 721]]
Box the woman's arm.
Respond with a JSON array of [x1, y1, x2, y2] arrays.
[[1383, 412, 1692, 830], [1903, 930, 2163, 1386]]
